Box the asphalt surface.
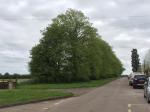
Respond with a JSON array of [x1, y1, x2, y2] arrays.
[[0, 78, 150, 112]]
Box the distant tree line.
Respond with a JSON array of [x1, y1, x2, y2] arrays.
[[29, 9, 124, 83], [0, 73, 31, 79]]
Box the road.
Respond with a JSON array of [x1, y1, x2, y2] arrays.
[[0, 78, 150, 112]]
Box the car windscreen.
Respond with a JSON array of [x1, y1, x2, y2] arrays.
[[134, 75, 145, 79]]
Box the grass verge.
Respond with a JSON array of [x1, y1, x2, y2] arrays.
[[0, 78, 116, 107], [19, 78, 117, 89], [0, 89, 72, 106]]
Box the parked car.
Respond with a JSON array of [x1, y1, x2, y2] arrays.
[[132, 75, 146, 89], [144, 77, 150, 103]]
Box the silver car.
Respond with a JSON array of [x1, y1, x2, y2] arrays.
[[144, 77, 150, 103]]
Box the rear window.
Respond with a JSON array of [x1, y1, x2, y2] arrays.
[[134, 75, 145, 78]]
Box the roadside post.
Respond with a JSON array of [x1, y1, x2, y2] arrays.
[[8, 81, 13, 90]]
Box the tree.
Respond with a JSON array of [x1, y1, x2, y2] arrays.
[[131, 49, 140, 72], [29, 9, 123, 83], [0, 73, 2, 79], [4, 72, 10, 79], [143, 49, 150, 75]]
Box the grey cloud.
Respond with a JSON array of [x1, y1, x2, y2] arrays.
[[0, 0, 150, 74]]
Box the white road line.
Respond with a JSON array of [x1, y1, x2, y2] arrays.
[[128, 104, 131, 108], [54, 97, 74, 106], [54, 100, 65, 106], [43, 108, 49, 110], [128, 109, 132, 112], [128, 104, 132, 112]]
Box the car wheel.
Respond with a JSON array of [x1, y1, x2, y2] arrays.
[[129, 83, 131, 86], [144, 94, 146, 98], [133, 85, 136, 89], [147, 97, 150, 104]]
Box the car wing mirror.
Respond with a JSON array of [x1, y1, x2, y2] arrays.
[[144, 82, 148, 86]]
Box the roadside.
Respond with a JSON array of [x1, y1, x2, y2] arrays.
[[0, 78, 116, 108], [1, 77, 148, 112], [18, 78, 116, 89], [0, 90, 73, 108]]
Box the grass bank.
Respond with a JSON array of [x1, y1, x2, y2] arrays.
[[0, 89, 72, 106], [19, 78, 116, 89]]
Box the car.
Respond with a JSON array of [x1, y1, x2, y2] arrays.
[[132, 74, 146, 89], [144, 77, 150, 103]]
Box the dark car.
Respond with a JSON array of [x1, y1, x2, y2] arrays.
[[144, 77, 150, 103], [132, 75, 146, 89]]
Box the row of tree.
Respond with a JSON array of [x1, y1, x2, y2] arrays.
[[0, 73, 31, 79], [29, 9, 124, 83], [143, 50, 150, 75]]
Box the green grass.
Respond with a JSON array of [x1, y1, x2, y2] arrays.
[[0, 89, 72, 106], [19, 78, 116, 89], [0, 78, 116, 106]]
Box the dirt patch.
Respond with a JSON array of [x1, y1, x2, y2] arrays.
[[64, 88, 95, 96]]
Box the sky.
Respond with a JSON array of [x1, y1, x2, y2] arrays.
[[0, 0, 150, 74]]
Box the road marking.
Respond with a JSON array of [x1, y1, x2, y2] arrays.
[[54, 100, 65, 106], [128, 109, 132, 112], [54, 97, 74, 106], [128, 104, 131, 108], [43, 108, 49, 110], [128, 104, 132, 112], [127, 103, 149, 112]]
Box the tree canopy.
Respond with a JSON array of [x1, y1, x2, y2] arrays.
[[29, 9, 123, 83], [143, 49, 150, 75]]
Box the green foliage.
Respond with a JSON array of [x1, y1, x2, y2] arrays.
[[29, 9, 123, 83], [0, 73, 31, 79], [131, 49, 140, 72], [143, 50, 150, 75]]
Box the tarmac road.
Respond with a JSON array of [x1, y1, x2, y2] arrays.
[[0, 78, 150, 112]]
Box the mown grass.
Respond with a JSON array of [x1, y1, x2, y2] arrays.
[[19, 78, 116, 89], [0, 78, 116, 106], [0, 89, 72, 106]]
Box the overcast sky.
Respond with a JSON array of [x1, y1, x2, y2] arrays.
[[0, 0, 150, 74]]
